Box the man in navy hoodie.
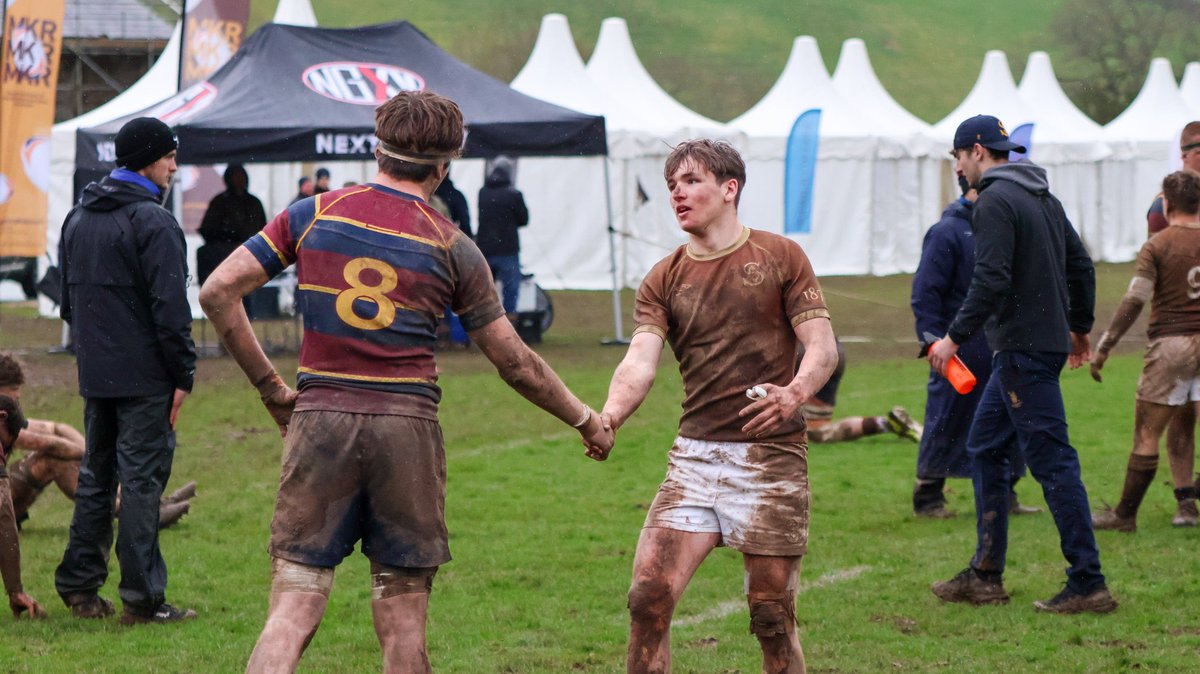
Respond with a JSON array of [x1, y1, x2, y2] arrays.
[[55, 117, 197, 625], [927, 115, 1114, 614]]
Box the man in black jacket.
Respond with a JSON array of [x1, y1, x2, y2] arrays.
[[55, 117, 197, 625], [476, 157, 528, 315], [927, 115, 1115, 614]]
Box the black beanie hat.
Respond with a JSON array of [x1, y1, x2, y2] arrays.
[[115, 117, 178, 171]]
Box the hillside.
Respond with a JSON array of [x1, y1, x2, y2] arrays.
[[246, 0, 1086, 124]]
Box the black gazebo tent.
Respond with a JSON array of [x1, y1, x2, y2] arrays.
[[75, 20, 606, 168], [74, 21, 625, 342]]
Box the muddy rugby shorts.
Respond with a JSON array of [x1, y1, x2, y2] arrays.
[[643, 436, 810, 556], [269, 410, 449, 569]]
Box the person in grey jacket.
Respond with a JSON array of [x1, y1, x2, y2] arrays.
[[54, 117, 197, 625], [927, 115, 1114, 615]]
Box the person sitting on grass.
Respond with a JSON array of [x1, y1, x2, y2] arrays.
[[0, 394, 46, 620], [798, 339, 922, 445], [0, 353, 194, 529]]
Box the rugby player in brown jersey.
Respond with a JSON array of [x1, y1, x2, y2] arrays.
[[600, 140, 837, 674], [1141, 122, 1200, 526], [1091, 169, 1200, 530]]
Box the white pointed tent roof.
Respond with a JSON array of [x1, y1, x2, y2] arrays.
[[273, 0, 318, 27], [1017, 51, 1104, 144], [55, 22, 182, 132], [729, 36, 870, 138], [1105, 58, 1192, 141], [1179, 62, 1200, 116], [831, 38, 930, 134], [585, 17, 723, 135], [933, 51, 1032, 139], [511, 13, 640, 131]]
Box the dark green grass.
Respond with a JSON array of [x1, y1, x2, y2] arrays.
[[1, 264, 1197, 672]]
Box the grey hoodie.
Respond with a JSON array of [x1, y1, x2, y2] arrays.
[[947, 161, 1095, 354]]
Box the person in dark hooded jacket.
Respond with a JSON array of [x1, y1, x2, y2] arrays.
[[927, 115, 1112, 615], [198, 164, 266, 286], [910, 177, 1036, 519], [476, 157, 528, 314], [55, 117, 197, 625]]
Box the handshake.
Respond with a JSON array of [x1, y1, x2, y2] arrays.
[[574, 404, 617, 462]]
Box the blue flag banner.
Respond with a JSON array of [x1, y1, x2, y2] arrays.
[[784, 109, 821, 234], [1008, 122, 1034, 161]]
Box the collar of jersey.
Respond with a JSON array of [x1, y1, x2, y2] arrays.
[[366, 182, 426, 202], [686, 226, 751, 261]]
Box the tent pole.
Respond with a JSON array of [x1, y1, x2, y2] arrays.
[[601, 157, 628, 346]]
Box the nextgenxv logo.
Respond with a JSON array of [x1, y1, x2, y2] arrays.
[[302, 62, 425, 105], [315, 133, 378, 155]]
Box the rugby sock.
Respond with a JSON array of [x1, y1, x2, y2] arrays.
[[1115, 454, 1158, 519], [861, 416, 888, 436], [1174, 486, 1198, 502]]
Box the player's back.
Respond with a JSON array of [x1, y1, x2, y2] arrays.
[[247, 183, 475, 407]]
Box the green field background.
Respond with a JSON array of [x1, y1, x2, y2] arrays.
[[1, 264, 1197, 672]]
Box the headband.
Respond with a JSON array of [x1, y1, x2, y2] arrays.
[[377, 140, 455, 166], [1182, 141, 1200, 153]]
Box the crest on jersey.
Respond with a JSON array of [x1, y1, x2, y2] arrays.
[[302, 62, 426, 105]]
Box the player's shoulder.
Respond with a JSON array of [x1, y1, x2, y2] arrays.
[[745, 228, 810, 264]]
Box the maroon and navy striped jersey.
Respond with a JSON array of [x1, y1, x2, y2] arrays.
[[245, 183, 504, 416]]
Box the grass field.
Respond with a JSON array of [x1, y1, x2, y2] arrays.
[[0, 264, 1198, 672]]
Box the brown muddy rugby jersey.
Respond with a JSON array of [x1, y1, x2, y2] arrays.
[[633, 228, 829, 442], [1135, 223, 1200, 339]]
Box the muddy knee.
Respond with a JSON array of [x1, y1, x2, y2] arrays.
[[627, 577, 674, 623], [370, 561, 436, 599], [747, 592, 796, 638], [271, 557, 334, 598]]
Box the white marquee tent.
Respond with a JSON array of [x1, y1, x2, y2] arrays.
[[1102, 58, 1193, 260], [1015, 51, 1110, 255], [934, 51, 1034, 140], [503, 13, 624, 292], [831, 38, 941, 276], [729, 36, 882, 276], [585, 16, 732, 288], [1180, 61, 1200, 116]]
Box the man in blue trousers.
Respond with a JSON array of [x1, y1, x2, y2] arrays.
[[910, 177, 1039, 519], [927, 115, 1115, 614]]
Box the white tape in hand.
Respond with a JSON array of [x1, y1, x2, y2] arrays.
[[746, 386, 767, 401]]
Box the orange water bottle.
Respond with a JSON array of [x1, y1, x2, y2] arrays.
[[945, 355, 976, 395], [919, 332, 977, 395]]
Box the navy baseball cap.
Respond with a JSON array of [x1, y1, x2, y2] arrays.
[[953, 115, 1026, 153]]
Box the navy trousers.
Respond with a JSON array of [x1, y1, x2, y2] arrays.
[[966, 351, 1105, 594], [55, 395, 175, 612]]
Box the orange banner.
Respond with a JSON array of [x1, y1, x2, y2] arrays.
[[0, 0, 65, 257], [180, 0, 250, 234]]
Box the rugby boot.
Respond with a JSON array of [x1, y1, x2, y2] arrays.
[[120, 603, 198, 626], [886, 406, 923, 443], [158, 500, 190, 529], [64, 593, 116, 619], [1172, 498, 1198, 527], [931, 568, 1009, 606], [1092, 507, 1136, 532], [915, 505, 956, 519], [1033, 585, 1118, 614], [161, 480, 197, 505], [1009, 491, 1043, 515]]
